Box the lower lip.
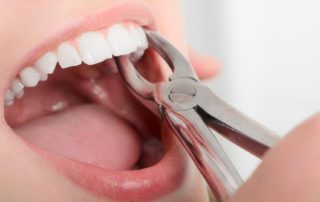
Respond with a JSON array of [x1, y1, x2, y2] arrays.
[[29, 129, 190, 201]]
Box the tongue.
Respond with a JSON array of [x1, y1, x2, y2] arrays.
[[14, 104, 141, 170]]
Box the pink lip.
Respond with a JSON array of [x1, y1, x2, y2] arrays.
[[14, 0, 191, 201]]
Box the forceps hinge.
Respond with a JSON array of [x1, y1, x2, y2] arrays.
[[157, 77, 278, 158]]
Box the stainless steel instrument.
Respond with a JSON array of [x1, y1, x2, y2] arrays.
[[115, 31, 280, 202]]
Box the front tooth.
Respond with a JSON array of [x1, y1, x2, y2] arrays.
[[107, 24, 138, 56], [34, 51, 57, 74], [129, 25, 148, 50], [78, 32, 112, 65], [19, 67, 41, 87], [129, 25, 144, 49], [136, 26, 148, 49], [57, 42, 82, 68]]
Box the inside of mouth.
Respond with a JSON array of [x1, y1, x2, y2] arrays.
[[4, 49, 166, 171]]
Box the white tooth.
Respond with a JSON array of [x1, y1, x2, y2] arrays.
[[129, 26, 147, 63], [40, 74, 48, 81], [19, 67, 41, 87], [5, 100, 14, 106], [34, 52, 57, 74], [5, 90, 14, 106], [107, 24, 138, 56], [10, 79, 24, 95], [57, 42, 81, 68], [15, 90, 24, 99], [78, 32, 112, 65], [136, 26, 148, 49], [5, 90, 14, 102], [129, 25, 144, 49]]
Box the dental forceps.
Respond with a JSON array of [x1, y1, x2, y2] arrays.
[[115, 31, 280, 202]]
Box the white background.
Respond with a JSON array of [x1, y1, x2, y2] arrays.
[[182, 0, 320, 179]]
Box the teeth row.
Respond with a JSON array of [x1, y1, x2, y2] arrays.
[[5, 23, 148, 106]]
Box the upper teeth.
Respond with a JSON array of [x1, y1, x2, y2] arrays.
[[57, 42, 82, 68], [107, 24, 138, 56], [78, 32, 112, 65], [5, 23, 148, 106]]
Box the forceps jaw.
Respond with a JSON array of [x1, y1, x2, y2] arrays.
[[115, 31, 200, 101], [145, 31, 199, 81], [115, 55, 155, 100]]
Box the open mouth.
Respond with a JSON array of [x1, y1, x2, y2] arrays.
[[1, 2, 199, 201], [5, 22, 161, 170]]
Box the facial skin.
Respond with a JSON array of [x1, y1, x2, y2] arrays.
[[0, 0, 218, 201]]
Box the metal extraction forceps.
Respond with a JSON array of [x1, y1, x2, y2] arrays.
[[115, 31, 280, 202]]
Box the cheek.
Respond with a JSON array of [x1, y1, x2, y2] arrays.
[[144, 0, 188, 77], [147, 0, 188, 55]]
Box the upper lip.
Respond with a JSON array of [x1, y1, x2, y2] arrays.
[[3, 0, 192, 201]]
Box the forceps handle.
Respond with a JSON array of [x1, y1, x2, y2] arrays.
[[196, 85, 280, 158]]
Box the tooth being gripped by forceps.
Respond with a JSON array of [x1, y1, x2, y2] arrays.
[[114, 31, 281, 202]]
